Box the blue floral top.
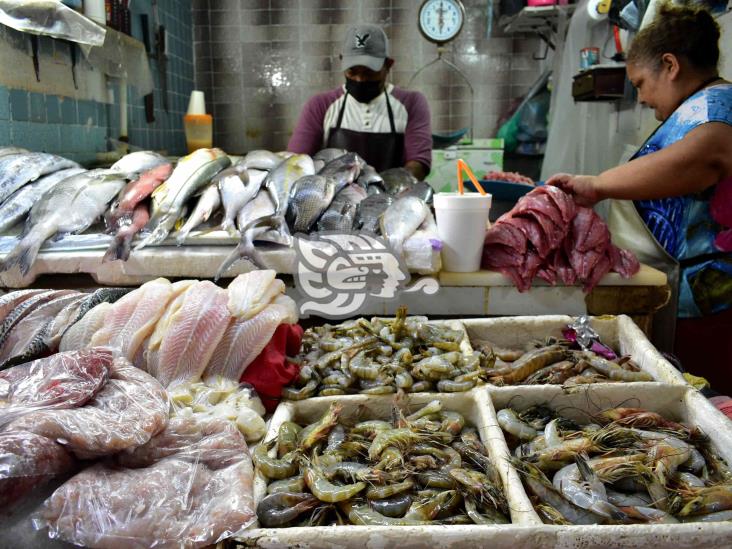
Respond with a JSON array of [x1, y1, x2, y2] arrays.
[[633, 84, 732, 317]]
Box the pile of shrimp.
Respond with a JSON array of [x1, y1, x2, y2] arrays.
[[283, 307, 493, 399], [254, 397, 510, 527], [498, 404, 732, 524], [474, 337, 653, 385]]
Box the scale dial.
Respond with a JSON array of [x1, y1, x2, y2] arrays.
[[418, 0, 465, 45]]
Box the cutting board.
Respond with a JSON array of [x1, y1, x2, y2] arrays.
[[439, 263, 667, 287]]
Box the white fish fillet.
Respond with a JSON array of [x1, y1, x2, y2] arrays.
[[204, 294, 297, 381], [59, 302, 112, 352], [90, 278, 173, 359], [226, 270, 285, 319], [155, 282, 231, 387]]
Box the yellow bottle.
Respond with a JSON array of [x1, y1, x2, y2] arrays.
[[183, 91, 213, 153]]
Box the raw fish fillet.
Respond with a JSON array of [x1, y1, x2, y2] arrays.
[[59, 302, 112, 352], [155, 282, 230, 387], [8, 356, 168, 459], [37, 417, 255, 549], [90, 278, 173, 359], [0, 289, 46, 323], [226, 269, 285, 319], [204, 294, 298, 382]]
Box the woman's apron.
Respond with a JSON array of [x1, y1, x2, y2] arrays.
[[326, 91, 405, 173]]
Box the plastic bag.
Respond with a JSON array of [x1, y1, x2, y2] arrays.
[[8, 354, 168, 459], [0, 0, 106, 45], [0, 347, 111, 428], [36, 417, 256, 549]]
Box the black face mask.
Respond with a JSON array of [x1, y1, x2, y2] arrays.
[[345, 77, 383, 103]]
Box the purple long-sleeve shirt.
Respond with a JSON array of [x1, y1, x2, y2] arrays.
[[287, 84, 432, 170]]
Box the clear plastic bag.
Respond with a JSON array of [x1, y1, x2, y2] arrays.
[[0, 0, 106, 45], [7, 354, 168, 459], [36, 416, 256, 549]]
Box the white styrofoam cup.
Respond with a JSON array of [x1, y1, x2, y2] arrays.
[[186, 90, 207, 115], [434, 192, 492, 272], [83, 0, 106, 24]]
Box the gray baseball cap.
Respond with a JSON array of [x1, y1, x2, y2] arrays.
[[341, 24, 390, 72]]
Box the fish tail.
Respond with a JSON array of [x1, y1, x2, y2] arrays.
[[0, 224, 54, 276], [135, 217, 173, 251], [102, 232, 132, 263], [221, 218, 238, 237], [175, 226, 191, 246], [214, 231, 256, 281]]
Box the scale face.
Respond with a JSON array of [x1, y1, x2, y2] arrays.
[[418, 0, 466, 45]]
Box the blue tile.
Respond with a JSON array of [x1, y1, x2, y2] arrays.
[[0, 87, 9, 121], [9, 89, 29, 121], [60, 97, 77, 124], [11, 121, 41, 150], [97, 102, 108, 126], [0, 121, 10, 146], [29, 93, 46, 123], [46, 95, 61, 124], [41, 125, 61, 153], [77, 100, 96, 126]]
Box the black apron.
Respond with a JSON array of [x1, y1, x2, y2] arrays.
[[326, 90, 405, 172]]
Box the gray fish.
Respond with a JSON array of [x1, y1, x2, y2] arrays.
[[247, 168, 269, 189], [356, 163, 384, 189], [380, 167, 418, 195], [397, 181, 434, 204], [0, 290, 68, 355], [0, 167, 86, 233], [317, 153, 361, 192], [380, 196, 430, 257], [0, 169, 127, 276], [240, 150, 283, 171], [0, 147, 29, 158], [265, 154, 315, 216], [287, 175, 336, 233], [313, 148, 347, 163], [317, 183, 368, 232], [110, 151, 170, 178], [137, 148, 231, 250], [175, 183, 221, 245], [355, 193, 394, 234], [0, 153, 81, 204], [215, 164, 258, 235]]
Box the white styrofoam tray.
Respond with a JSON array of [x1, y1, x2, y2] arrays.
[[461, 314, 686, 386]]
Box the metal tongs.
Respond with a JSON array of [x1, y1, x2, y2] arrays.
[[564, 315, 617, 360]]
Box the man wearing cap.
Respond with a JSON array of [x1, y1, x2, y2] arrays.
[[287, 24, 432, 180]]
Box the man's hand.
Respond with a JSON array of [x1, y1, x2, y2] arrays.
[[405, 160, 428, 181], [546, 173, 601, 207]]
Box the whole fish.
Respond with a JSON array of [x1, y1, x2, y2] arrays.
[[355, 193, 394, 233], [215, 164, 257, 235], [240, 150, 282, 171], [110, 150, 170, 177], [318, 152, 361, 192], [247, 168, 269, 188], [286, 175, 336, 233], [0, 147, 29, 158], [236, 184, 279, 233], [313, 148, 347, 163], [380, 167, 418, 195], [356, 163, 384, 189], [265, 154, 315, 216], [0, 167, 86, 233], [380, 196, 430, 257], [0, 153, 80, 204], [318, 183, 368, 232], [175, 183, 221, 244], [0, 169, 127, 276], [102, 202, 150, 262], [398, 181, 434, 204], [136, 148, 230, 250], [105, 162, 173, 232]]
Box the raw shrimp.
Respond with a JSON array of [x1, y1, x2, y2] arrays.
[[497, 409, 537, 441], [411, 444, 462, 468], [366, 479, 414, 500], [253, 442, 298, 480], [464, 497, 509, 524], [282, 379, 318, 400], [552, 456, 627, 521], [581, 355, 654, 382], [489, 345, 567, 384], [404, 490, 462, 520], [324, 424, 346, 454], [257, 492, 320, 527], [369, 493, 413, 518], [267, 476, 306, 494], [277, 422, 302, 457], [339, 502, 431, 525], [368, 428, 424, 460], [303, 466, 366, 503], [678, 485, 732, 516], [297, 402, 342, 450]]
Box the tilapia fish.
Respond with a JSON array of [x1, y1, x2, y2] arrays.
[[265, 153, 315, 217], [313, 148, 347, 163], [175, 183, 221, 245], [380, 195, 430, 257], [356, 163, 384, 190], [0, 169, 126, 276], [216, 164, 258, 235], [239, 150, 283, 171], [110, 150, 170, 177], [398, 181, 434, 204], [318, 182, 368, 232], [380, 167, 418, 195], [287, 175, 335, 233], [0, 153, 80, 204], [317, 152, 361, 192], [355, 193, 394, 233], [136, 148, 230, 250], [0, 167, 86, 233]]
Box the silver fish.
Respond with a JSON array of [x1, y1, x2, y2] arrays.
[[215, 164, 257, 235], [380, 196, 430, 257], [0, 147, 29, 158], [175, 183, 221, 244], [356, 193, 394, 234], [239, 150, 282, 171], [0, 169, 126, 276], [136, 148, 230, 250], [0, 167, 86, 233], [356, 163, 384, 189], [380, 167, 418, 195], [287, 175, 336, 233], [0, 153, 80, 204], [398, 181, 434, 204], [110, 150, 170, 177], [317, 183, 368, 232], [265, 153, 315, 216], [314, 148, 347, 163], [247, 168, 269, 189], [317, 152, 361, 192]]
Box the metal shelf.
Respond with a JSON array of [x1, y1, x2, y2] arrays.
[[499, 5, 576, 35]]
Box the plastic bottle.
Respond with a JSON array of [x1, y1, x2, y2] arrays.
[[183, 91, 213, 153]]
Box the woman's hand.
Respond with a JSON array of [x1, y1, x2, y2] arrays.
[[546, 173, 602, 207]]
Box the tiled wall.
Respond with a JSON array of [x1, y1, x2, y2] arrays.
[[0, 1, 194, 164], [193, 0, 545, 153]]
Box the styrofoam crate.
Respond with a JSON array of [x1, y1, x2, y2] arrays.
[[461, 315, 686, 386], [485, 383, 732, 546]]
